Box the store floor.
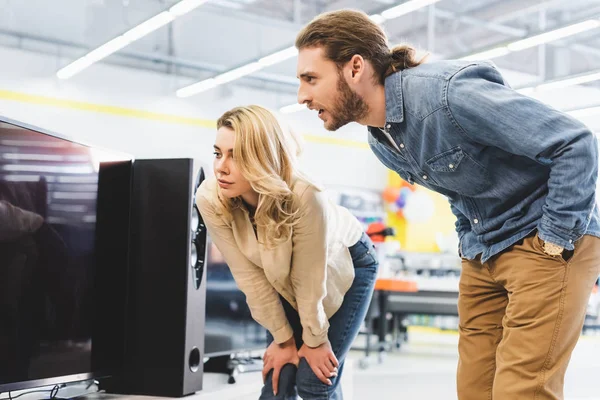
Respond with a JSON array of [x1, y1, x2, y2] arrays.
[[207, 328, 600, 399], [350, 328, 600, 400]]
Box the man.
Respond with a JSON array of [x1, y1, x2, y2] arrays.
[[294, 9, 600, 400]]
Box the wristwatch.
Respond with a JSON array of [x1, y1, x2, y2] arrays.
[[543, 241, 564, 256]]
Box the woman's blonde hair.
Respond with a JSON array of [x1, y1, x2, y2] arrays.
[[215, 105, 314, 248], [295, 9, 427, 84]]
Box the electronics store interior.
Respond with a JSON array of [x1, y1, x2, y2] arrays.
[[1, 1, 600, 399]]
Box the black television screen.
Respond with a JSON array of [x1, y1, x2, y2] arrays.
[[0, 117, 132, 391]]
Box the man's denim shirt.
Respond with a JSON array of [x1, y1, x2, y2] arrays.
[[368, 60, 600, 262]]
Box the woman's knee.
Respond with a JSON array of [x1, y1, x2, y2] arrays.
[[295, 358, 337, 399], [259, 363, 298, 400]]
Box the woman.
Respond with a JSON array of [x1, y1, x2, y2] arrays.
[[195, 105, 378, 399]]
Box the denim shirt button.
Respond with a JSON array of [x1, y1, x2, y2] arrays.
[[400, 143, 405, 149], [422, 175, 428, 180], [386, 124, 391, 130], [473, 218, 479, 224]]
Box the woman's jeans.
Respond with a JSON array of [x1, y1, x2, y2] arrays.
[[259, 232, 378, 400]]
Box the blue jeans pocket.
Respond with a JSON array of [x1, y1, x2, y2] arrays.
[[349, 233, 378, 268]]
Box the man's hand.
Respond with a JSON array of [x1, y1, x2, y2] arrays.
[[298, 340, 339, 386], [543, 241, 564, 256], [262, 336, 299, 396]]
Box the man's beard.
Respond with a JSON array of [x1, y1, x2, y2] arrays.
[[324, 71, 369, 131]]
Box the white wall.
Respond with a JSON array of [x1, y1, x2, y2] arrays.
[[0, 46, 388, 190]]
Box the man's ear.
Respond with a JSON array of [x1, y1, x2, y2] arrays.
[[350, 54, 365, 80]]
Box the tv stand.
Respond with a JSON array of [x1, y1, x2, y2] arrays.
[[203, 354, 263, 384]]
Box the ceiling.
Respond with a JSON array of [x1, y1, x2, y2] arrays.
[[1, 0, 600, 95]]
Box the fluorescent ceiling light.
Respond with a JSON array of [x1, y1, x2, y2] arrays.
[[122, 12, 174, 42], [280, 104, 306, 114], [176, 47, 297, 97], [85, 37, 130, 63], [215, 62, 262, 84], [537, 71, 600, 91], [176, 46, 297, 97], [57, 36, 130, 78], [258, 47, 299, 67], [57, 0, 208, 79], [508, 20, 600, 51], [461, 46, 510, 61], [567, 106, 600, 119], [515, 69, 600, 95], [212, 0, 257, 9], [176, 79, 218, 98], [369, 14, 386, 24], [212, 0, 244, 9], [169, 0, 208, 16], [175, 0, 440, 97], [461, 19, 600, 62], [381, 0, 441, 20], [517, 87, 535, 96]]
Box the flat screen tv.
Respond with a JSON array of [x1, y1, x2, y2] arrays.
[[0, 116, 132, 392]]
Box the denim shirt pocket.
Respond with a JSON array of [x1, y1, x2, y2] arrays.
[[426, 146, 491, 196]]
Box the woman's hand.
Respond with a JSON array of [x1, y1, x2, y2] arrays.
[[298, 340, 339, 386], [262, 336, 300, 396]]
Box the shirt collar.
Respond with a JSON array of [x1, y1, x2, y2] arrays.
[[384, 70, 405, 124]]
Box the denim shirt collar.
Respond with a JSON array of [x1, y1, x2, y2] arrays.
[[384, 71, 404, 123]]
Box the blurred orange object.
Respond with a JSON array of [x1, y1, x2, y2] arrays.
[[375, 278, 418, 292], [367, 222, 387, 243], [383, 186, 400, 203]]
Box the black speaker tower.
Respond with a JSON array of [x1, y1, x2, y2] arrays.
[[102, 158, 207, 397]]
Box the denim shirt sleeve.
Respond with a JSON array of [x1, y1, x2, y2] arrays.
[[446, 62, 599, 250]]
